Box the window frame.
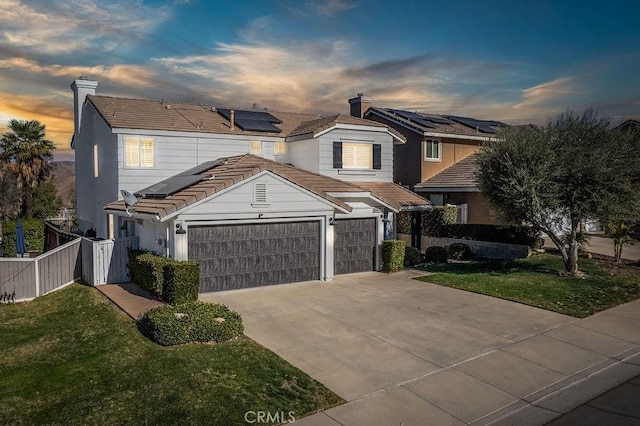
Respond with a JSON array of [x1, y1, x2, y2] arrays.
[[423, 139, 441, 162], [124, 137, 155, 168], [249, 140, 262, 154], [274, 141, 287, 155]]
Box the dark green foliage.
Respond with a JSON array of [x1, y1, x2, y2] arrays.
[[438, 224, 541, 247], [139, 302, 244, 346], [0, 218, 44, 256], [422, 206, 457, 236], [447, 243, 472, 260], [162, 261, 200, 305], [0, 166, 20, 221], [404, 246, 423, 266], [424, 246, 449, 263], [396, 212, 412, 234], [382, 240, 405, 272], [477, 110, 640, 274], [130, 253, 171, 297], [30, 181, 62, 219]]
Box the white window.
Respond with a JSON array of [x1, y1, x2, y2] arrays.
[[343, 143, 372, 169], [93, 144, 99, 178], [125, 137, 155, 167], [424, 139, 440, 161], [274, 141, 287, 155], [250, 140, 262, 154]]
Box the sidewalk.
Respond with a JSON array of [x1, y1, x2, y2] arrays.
[[96, 283, 164, 320]]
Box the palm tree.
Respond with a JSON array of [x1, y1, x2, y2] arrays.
[[0, 119, 56, 217]]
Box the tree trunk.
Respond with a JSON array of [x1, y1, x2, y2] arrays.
[[565, 220, 580, 275], [614, 241, 622, 263], [545, 229, 571, 270]]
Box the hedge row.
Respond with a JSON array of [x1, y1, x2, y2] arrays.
[[128, 249, 199, 305], [140, 302, 243, 346], [0, 218, 45, 257], [438, 224, 541, 247], [382, 240, 405, 272], [396, 206, 458, 236]]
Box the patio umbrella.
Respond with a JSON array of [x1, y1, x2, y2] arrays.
[[15, 219, 27, 257]]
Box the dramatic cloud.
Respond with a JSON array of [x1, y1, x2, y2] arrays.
[[0, 0, 169, 56]]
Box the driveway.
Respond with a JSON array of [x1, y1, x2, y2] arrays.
[[200, 271, 640, 425]]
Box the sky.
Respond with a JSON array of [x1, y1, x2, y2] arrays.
[[1, 0, 639, 161]]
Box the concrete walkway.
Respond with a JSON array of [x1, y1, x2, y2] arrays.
[[96, 283, 164, 320], [201, 271, 640, 425], [545, 234, 640, 261]]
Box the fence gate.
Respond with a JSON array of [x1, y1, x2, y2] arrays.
[[81, 237, 139, 285]]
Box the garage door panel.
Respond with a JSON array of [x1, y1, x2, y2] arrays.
[[334, 218, 376, 275], [190, 221, 320, 292]]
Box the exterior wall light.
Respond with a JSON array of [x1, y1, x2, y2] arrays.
[[176, 223, 186, 235]]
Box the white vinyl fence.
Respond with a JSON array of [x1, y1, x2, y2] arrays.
[[81, 237, 139, 286], [0, 238, 82, 303]]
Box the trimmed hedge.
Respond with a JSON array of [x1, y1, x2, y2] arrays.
[[163, 261, 199, 305], [438, 224, 541, 248], [139, 302, 244, 346], [422, 206, 458, 237], [382, 240, 405, 272], [1, 218, 45, 257], [424, 246, 448, 263], [404, 246, 423, 266], [396, 212, 412, 234], [128, 250, 200, 304], [447, 242, 472, 260]]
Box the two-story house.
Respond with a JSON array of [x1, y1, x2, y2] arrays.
[[71, 79, 429, 292], [348, 94, 506, 225]]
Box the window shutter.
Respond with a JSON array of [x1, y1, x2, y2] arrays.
[[373, 144, 381, 169], [333, 142, 342, 168]]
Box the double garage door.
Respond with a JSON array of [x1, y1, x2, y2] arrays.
[[189, 218, 376, 293]]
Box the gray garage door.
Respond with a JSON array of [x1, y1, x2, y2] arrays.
[[189, 222, 320, 292], [334, 218, 376, 275]]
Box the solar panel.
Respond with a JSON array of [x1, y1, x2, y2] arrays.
[[410, 118, 437, 129], [389, 110, 437, 128], [420, 115, 451, 124], [135, 174, 205, 199], [217, 109, 282, 124], [176, 158, 227, 177], [233, 118, 282, 133], [446, 116, 500, 134]]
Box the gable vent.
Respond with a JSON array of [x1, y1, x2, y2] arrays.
[[255, 183, 267, 204]]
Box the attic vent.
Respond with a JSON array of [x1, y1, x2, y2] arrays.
[[254, 183, 267, 204]]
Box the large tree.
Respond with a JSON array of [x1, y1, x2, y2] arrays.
[[0, 165, 21, 221], [476, 109, 640, 275], [0, 119, 56, 217]]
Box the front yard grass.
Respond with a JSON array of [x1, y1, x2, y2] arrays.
[[0, 284, 342, 425], [415, 253, 640, 318]]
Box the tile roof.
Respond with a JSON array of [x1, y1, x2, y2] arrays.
[[414, 154, 479, 191], [366, 108, 506, 139], [351, 182, 430, 211], [87, 95, 401, 139], [105, 154, 428, 219]]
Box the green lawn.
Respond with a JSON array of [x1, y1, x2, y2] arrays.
[[415, 253, 640, 318], [0, 284, 342, 425]]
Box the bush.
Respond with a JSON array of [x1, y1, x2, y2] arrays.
[[163, 261, 200, 305], [382, 240, 405, 272], [134, 253, 171, 297], [127, 248, 150, 285], [139, 302, 244, 346], [396, 212, 412, 234], [404, 246, 423, 266], [447, 243, 472, 260], [437, 224, 541, 248], [424, 246, 448, 263], [0, 218, 45, 257], [422, 206, 457, 237]]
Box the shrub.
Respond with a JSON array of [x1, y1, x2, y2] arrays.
[[163, 261, 200, 305], [382, 240, 405, 272], [396, 212, 412, 234], [404, 246, 423, 266], [438, 224, 540, 248], [127, 248, 150, 284], [424, 246, 449, 263], [422, 206, 457, 237], [139, 302, 244, 346], [131, 253, 171, 297], [0, 218, 45, 257], [447, 242, 472, 260]]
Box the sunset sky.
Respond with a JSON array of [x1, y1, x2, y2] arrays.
[[1, 0, 639, 161]]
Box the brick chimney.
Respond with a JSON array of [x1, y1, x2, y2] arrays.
[[71, 77, 98, 136], [348, 93, 372, 118]]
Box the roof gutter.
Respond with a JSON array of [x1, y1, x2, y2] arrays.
[[103, 208, 161, 222]]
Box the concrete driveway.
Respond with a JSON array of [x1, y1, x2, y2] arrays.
[[200, 271, 640, 425]]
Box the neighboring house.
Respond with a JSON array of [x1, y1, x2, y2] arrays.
[[348, 94, 506, 224], [70, 79, 429, 291], [611, 116, 640, 132]]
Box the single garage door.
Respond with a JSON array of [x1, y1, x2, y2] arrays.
[[189, 221, 320, 292], [334, 218, 376, 275]]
